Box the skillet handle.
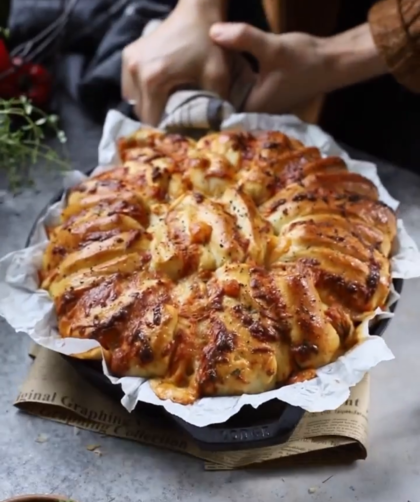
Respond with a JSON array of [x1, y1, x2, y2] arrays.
[[171, 404, 305, 452]]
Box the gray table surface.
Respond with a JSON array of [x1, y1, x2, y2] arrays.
[[1, 96, 420, 502]]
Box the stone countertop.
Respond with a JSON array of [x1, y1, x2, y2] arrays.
[[1, 96, 420, 502]]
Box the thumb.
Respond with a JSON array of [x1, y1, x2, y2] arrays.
[[210, 23, 271, 61], [201, 51, 231, 100]]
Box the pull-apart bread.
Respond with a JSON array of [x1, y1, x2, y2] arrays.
[[40, 129, 396, 404]]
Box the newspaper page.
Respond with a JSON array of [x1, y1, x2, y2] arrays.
[[15, 348, 369, 470]]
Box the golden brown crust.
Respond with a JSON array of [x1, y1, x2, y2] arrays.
[[41, 128, 397, 404]]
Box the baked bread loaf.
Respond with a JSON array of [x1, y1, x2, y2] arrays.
[[41, 129, 397, 404]]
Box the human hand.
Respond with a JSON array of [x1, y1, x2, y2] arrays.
[[209, 23, 327, 115], [122, 0, 233, 126], [210, 22, 386, 115]]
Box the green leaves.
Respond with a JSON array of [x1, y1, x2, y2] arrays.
[[0, 27, 10, 38], [57, 130, 67, 144], [0, 97, 69, 190]]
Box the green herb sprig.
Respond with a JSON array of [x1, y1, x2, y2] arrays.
[[0, 96, 69, 189]]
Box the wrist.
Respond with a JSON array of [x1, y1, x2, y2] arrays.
[[319, 23, 388, 93]]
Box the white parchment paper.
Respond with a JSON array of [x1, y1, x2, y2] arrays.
[[1, 109, 419, 427]]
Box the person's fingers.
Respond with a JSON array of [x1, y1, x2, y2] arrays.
[[244, 79, 287, 115], [136, 60, 169, 126], [121, 46, 137, 101], [243, 84, 265, 113], [209, 23, 273, 62], [132, 80, 143, 121], [201, 51, 230, 99], [228, 54, 257, 111]]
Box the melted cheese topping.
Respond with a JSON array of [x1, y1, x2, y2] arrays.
[[41, 129, 397, 404]]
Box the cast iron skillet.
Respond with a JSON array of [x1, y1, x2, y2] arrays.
[[27, 105, 403, 450]]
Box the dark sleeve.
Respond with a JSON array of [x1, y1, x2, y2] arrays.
[[369, 0, 420, 93]]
